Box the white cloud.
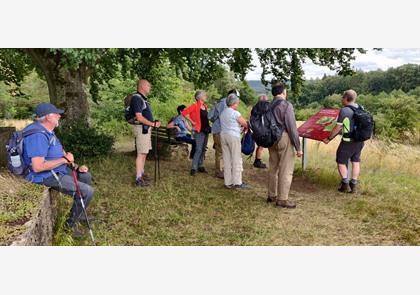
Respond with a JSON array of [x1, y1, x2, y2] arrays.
[[246, 48, 420, 81]]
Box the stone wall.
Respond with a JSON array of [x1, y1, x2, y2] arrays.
[[11, 189, 58, 246], [0, 127, 15, 167]]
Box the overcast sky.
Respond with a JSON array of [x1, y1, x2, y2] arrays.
[[245, 48, 420, 80]]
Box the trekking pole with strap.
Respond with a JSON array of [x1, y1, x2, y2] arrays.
[[69, 164, 96, 245], [154, 120, 160, 185]]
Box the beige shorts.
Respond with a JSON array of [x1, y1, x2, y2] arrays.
[[133, 125, 152, 154]]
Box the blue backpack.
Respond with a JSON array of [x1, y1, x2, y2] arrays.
[[241, 130, 255, 156], [5, 126, 50, 176]]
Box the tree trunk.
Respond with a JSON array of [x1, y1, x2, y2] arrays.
[[24, 49, 90, 126]]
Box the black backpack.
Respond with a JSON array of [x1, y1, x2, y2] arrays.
[[249, 99, 284, 148], [124, 93, 143, 124], [347, 105, 374, 142]]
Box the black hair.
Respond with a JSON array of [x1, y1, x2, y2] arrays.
[[271, 83, 286, 97], [177, 105, 186, 115]]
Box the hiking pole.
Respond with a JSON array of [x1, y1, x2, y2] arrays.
[[70, 164, 96, 245], [153, 120, 160, 185]]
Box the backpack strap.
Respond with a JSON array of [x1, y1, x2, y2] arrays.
[[23, 127, 54, 145]]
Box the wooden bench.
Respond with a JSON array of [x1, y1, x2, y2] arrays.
[[134, 126, 189, 160]]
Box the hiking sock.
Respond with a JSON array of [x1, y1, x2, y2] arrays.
[[342, 178, 349, 184], [350, 179, 358, 185]]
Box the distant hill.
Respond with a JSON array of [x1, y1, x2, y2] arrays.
[[247, 80, 270, 94]]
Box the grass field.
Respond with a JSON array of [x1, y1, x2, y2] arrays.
[[53, 134, 420, 246]]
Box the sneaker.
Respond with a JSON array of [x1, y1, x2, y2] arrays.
[[349, 182, 358, 194], [135, 177, 150, 187], [224, 184, 233, 189], [266, 196, 276, 203], [275, 200, 296, 209], [198, 167, 208, 173], [190, 169, 197, 176], [233, 183, 250, 189], [253, 160, 267, 169], [338, 181, 351, 193]]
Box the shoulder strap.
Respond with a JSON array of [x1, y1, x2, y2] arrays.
[[22, 127, 54, 146]]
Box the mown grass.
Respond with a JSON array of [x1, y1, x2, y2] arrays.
[[53, 136, 420, 246]]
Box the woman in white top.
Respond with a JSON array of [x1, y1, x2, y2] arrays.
[[220, 93, 249, 189]]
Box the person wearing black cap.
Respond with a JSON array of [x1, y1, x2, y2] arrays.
[[22, 102, 94, 238]]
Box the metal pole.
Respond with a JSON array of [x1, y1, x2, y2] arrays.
[[302, 137, 308, 171]]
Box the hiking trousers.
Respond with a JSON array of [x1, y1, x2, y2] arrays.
[[268, 132, 295, 201], [42, 168, 94, 227], [192, 131, 208, 170], [213, 133, 224, 174], [221, 133, 243, 186]]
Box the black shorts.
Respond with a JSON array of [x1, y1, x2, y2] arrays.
[[336, 141, 365, 164]]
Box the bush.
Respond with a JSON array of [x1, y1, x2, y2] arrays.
[[295, 108, 318, 121], [56, 121, 114, 159]]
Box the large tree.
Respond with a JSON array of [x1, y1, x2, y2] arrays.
[[0, 48, 365, 124]]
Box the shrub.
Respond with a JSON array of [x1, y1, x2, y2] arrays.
[[56, 121, 114, 159]]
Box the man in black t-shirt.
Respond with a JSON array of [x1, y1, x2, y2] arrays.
[[129, 79, 161, 187]]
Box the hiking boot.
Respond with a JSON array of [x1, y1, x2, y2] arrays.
[[349, 182, 358, 194], [198, 167, 208, 173], [215, 171, 224, 179], [135, 177, 150, 187], [275, 200, 296, 209], [78, 215, 96, 226], [338, 181, 351, 193], [233, 183, 251, 189], [253, 159, 267, 169], [64, 222, 84, 238], [266, 196, 276, 203], [142, 174, 151, 182], [190, 169, 197, 176]]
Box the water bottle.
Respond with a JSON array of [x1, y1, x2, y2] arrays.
[[10, 151, 21, 168]]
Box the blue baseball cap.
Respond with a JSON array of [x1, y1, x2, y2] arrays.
[[34, 102, 64, 117]]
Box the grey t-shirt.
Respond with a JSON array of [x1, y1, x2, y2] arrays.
[[337, 103, 359, 139]]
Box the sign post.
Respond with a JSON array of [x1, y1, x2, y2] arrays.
[[297, 108, 340, 172]]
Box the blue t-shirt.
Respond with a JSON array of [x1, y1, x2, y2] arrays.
[[209, 97, 227, 134], [22, 122, 68, 183], [172, 115, 188, 138]]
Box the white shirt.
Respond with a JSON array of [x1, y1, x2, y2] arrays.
[[220, 107, 242, 138]]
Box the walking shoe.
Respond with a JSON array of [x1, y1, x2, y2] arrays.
[[253, 159, 267, 169], [64, 222, 84, 238], [275, 200, 296, 209], [190, 169, 197, 176], [135, 177, 150, 187], [233, 183, 251, 189], [338, 181, 351, 193], [198, 167, 208, 173], [224, 184, 233, 189], [142, 174, 151, 182], [349, 182, 358, 194], [215, 171, 224, 179], [266, 196, 276, 203]]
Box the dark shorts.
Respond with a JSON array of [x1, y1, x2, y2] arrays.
[[336, 141, 365, 164]]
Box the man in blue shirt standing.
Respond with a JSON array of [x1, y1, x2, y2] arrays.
[[23, 102, 94, 238]]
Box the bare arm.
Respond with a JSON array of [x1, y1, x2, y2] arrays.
[[237, 116, 249, 129], [323, 124, 342, 144], [31, 156, 68, 173], [135, 113, 161, 128]]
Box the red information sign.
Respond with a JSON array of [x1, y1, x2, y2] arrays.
[[298, 108, 340, 141]]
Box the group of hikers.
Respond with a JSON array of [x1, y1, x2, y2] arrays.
[[7, 78, 367, 238]]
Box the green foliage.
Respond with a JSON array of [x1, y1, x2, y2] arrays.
[[56, 121, 114, 159], [295, 108, 318, 121]]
